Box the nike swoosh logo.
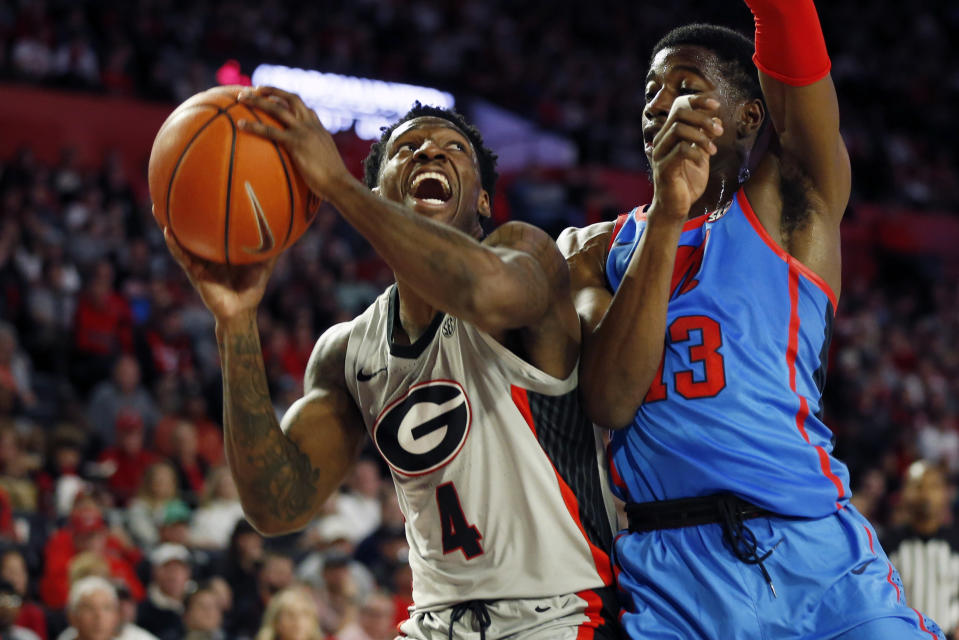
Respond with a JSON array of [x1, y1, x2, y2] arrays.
[[242, 181, 276, 255], [534, 606, 551, 613], [851, 558, 876, 575], [356, 366, 387, 382]]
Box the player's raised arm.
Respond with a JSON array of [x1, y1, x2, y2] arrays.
[[560, 96, 724, 429], [237, 87, 568, 336], [746, 0, 850, 221], [165, 231, 365, 535], [322, 185, 566, 336]]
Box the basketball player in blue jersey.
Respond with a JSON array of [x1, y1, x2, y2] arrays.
[[163, 94, 622, 639], [559, 0, 944, 638]]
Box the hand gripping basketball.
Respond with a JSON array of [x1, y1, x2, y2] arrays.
[[148, 85, 322, 265], [235, 87, 352, 205]]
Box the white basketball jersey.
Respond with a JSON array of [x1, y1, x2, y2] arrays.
[[344, 287, 615, 610]]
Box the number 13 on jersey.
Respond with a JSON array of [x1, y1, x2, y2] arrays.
[[436, 482, 483, 559], [646, 314, 727, 402]]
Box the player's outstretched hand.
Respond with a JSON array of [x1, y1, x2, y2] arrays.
[[649, 94, 723, 221], [236, 86, 350, 201], [163, 224, 277, 322]]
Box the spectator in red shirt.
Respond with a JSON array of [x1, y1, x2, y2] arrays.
[[279, 315, 315, 385], [0, 550, 45, 639], [389, 563, 413, 630], [39, 503, 144, 610], [144, 308, 193, 378], [70, 260, 133, 393], [97, 412, 160, 506]]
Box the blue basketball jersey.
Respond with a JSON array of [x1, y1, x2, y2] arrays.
[[605, 189, 849, 518]]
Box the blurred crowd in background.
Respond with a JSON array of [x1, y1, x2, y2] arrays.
[[0, 144, 402, 639], [1, 0, 959, 639], [1, 0, 959, 211]]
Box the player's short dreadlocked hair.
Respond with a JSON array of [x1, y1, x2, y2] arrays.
[[363, 102, 499, 199], [652, 24, 763, 104]]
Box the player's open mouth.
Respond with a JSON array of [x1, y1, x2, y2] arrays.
[[409, 171, 452, 206]]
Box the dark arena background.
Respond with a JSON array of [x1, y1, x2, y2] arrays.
[[0, 1, 958, 638]]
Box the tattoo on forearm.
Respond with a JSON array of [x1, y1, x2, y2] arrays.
[[223, 317, 319, 523]]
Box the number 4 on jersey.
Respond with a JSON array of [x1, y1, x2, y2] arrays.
[[436, 482, 483, 559]]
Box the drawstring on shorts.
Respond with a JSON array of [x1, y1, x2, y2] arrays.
[[716, 494, 777, 598], [625, 492, 779, 598], [448, 600, 492, 640]]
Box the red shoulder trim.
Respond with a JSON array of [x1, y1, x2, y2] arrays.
[[737, 190, 839, 313], [607, 213, 631, 254]]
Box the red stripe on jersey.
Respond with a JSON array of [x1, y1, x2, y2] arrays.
[[912, 608, 939, 638], [787, 269, 802, 396], [863, 524, 876, 554], [816, 445, 845, 506], [886, 563, 901, 602], [607, 444, 627, 491], [787, 269, 845, 507], [738, 190, 838, 312], [575, 588, 604, 639], [511, 385, 614, 585], [607, 213, 631, 254], [681, 214, 710, 231], [512, 385, 537, 434], [793, 396, 810, 442]]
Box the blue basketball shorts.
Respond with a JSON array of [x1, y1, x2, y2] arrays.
[[613, 503, 944, 639]]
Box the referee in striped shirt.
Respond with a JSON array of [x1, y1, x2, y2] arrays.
[[883, 460, 959, 640]]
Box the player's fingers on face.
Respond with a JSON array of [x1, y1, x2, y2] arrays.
[[687, 95, 721, 114], [652, 122, 718, 158], [661, 141, 711, 172], [664, 108, 724, 140]]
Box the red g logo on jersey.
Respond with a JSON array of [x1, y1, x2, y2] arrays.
[[373, 381, 472, 477]]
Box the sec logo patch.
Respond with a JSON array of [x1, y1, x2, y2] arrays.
[[373, 380, 471, 476]]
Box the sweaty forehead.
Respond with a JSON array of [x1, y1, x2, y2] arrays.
[[387, 117, 472, 149], [647, 45, 721, 83]]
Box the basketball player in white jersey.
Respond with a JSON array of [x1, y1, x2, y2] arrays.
[[163, 87, 620, 640]]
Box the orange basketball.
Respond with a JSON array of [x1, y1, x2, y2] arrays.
[[148, 85, 320, 264]]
